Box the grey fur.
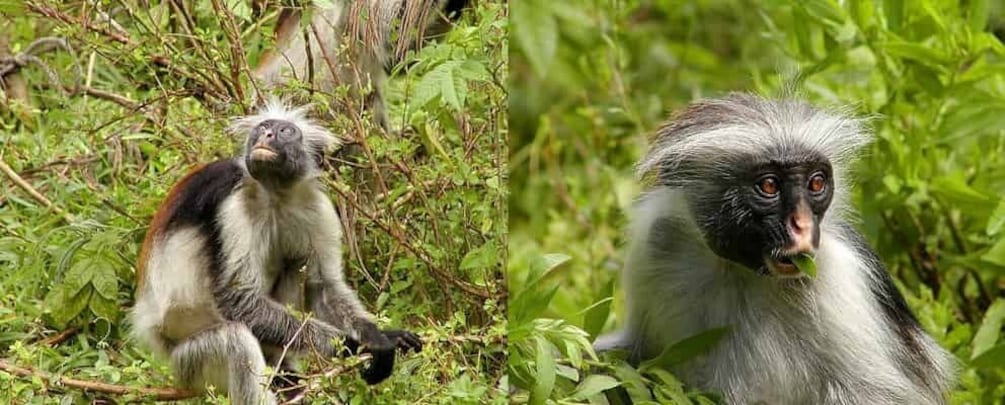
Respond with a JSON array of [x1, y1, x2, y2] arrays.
[[597, 94, 954, 404], [132, 104, 393, 404]]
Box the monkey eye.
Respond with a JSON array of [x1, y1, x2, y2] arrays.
[[808, 173, 827, 194], [755, 176, 780, 197]]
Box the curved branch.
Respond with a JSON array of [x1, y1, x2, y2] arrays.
[[0, 360, 199, 401]]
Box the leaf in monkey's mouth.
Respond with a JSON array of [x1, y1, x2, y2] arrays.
[[790, 253, 817, 278]]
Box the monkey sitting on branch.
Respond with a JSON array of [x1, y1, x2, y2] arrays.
[[131, 100, 421, 404], [595, 93, 955, 404]]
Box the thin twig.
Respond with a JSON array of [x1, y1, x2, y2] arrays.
[[26, 3, 134, 45], [43, 327, 81, 346], [0, 159, 75, 224]]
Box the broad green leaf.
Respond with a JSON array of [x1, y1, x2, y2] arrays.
[[972, 299, 1005, 359], [529, 336, 556, 405], [981, 239, 1005, 267], [583, 280, 614, 339], [569, 375, 620, 401], [460, 241, 499, 271], [641, 327, 730, 370], [986, 200, 1005, 236], [512, 0, 557, 76], [50, 287, 92, 328], [526, 253, 571, 286], [970, 343, 1005, 369], [89, 293, 119, 321]]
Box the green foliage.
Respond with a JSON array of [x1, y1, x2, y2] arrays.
[[510, 0, 1005, 403], [1, 0, 506, 403]]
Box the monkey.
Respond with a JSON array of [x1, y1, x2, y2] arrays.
[[130, 99, 422, 404], [252, 0, 469, 129], [594, 93, 955, 404]]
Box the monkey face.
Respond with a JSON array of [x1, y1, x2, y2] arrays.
[[688, 149, 834, 277], [245, 119, 310, 184]]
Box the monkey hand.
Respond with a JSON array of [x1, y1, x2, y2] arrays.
[[381, 329, 423, 354], [358, 323, 395, 385]]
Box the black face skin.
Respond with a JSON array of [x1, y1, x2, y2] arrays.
[[686, 148, 834, 274], [244, 119, 309, 187]]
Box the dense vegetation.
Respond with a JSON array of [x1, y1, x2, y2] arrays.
[[510, 0, 1005, 403], [1, 1, 507, 403]]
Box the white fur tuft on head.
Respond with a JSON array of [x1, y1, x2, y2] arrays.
[[638, 93, 872, 187], [228, 98, 340, 156]]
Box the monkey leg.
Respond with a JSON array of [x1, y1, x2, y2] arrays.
[[170, 322, 277, 405]]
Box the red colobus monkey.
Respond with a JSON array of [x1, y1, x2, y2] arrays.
[[595, 94, 955, 404], [253, 0, 469, 128], [131, 100, 421, 404]]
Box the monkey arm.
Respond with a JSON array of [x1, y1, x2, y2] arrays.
[[214, 286, 346, 358]]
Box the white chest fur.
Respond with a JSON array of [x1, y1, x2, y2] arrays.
[[216, 179, 343, 291], [623, 189, 940, 404]]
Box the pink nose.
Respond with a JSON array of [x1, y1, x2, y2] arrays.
[[786, 207, 815, 252]]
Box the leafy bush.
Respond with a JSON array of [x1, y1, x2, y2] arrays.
[[1, 0, 506, 403], [509, 0, 1005, 403]]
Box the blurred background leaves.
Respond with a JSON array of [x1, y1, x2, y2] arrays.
[[508, 0, 1005, 403]]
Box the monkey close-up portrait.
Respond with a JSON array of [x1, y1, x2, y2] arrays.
[[1, 0, 506, 403], [509, 1, 1005, 405]]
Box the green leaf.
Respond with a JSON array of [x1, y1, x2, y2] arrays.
[[526, 253, 571, 286], [569, 375, 620, 401], [970, 343, 1005, 369], [88, 293, 119, 321], [986, 200, 1005, 236], [641, 327, 730, 370], [512, 0, 557, 77], [460, 241, 498, 271], [583, 280, 614, 339], [529, 336, 556, 405], [972, 299, 1005, 359], [90, 257, 119, 301], [980, 238, 1005, 267], [49, 287, 92, 328], [792, 253, 818, 278]]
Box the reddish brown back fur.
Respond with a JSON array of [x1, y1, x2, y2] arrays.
[[135, 164, 206, 290]]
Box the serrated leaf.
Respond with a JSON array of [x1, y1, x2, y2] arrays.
[[90, 257, 119, 300], [88, 293, 119, 321], [50, 287, 92, 328]]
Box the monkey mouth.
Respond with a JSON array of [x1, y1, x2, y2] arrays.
[[764, 253, 807, 278], [250, 146, 278, 160]]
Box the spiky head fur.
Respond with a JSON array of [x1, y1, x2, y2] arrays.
[[638, 93, 870, 218], [229, 98, 340, 160]]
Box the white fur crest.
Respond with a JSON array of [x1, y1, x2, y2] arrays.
[[228, 98, 340, 157]]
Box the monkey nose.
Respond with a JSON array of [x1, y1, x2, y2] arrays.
[[786, 208, 816, 253]]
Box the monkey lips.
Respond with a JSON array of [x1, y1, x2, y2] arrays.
[[250, 145, 278, 161], [764, 252, 816, 278]]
